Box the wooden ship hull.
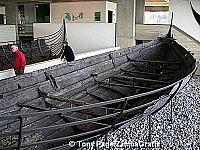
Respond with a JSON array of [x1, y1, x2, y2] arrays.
[[0, 24, 196, 149], [0, 21, 65, 71]]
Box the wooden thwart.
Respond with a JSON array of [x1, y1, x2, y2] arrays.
[[111, 75, 169, 84], [99, 84, 128, 96], [120, 68, 177, 79], [17, 103, 50, 111], [129, 58, 182, 65], [86, 91, 107, 102], [96, 80, 156, 91], [38, 89, 86, 106]]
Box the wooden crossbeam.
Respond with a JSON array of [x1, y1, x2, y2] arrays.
[[97, 80, 133, 88], [132, 63, 178, 71], [86, 91, 107, 102], [111, 75, 170, 84], [120, 68, 177, 79], [47, 95, 87, 106], [44, 99, 104, 117], [99, 84, 128, 97], [129, 58, 182, 65], [39, 89, 121, 114], [130, 63, 179, 71], [17, 103, 50, 111], [38, 89, 86, 106], [96, 80, 156, 91]]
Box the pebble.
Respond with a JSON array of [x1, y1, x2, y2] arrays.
[[98, 76, 200, 150]]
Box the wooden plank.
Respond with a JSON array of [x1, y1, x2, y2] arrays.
[[17, 103, 50, 111], [111, 75, 170, 84], [129, 58, 182, 65], [38, 89, 86, 106], [97, 80, 156, 91], [121, 68, 177, 79], [99, 85, 128, 97]]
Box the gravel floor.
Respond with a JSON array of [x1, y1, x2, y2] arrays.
[[96, 76, 200, 150]]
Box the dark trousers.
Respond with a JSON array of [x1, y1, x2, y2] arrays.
[[15, 69, 24, 75]]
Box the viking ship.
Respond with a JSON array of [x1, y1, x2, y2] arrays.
[[0, 18, 196, 149], [0, 21, 65, 71], [190, 1, 200, 26]]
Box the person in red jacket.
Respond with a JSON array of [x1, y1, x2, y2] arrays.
[[11, 45, 26, 75]]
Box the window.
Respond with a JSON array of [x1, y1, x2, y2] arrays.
[[94, 12, 101, 21], [144, 6, 169, 24], [36, 4, 50, 23], [145, 11, 169, 24]]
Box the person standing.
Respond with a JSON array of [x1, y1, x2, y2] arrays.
[[61, 41, 75, 62], [11, 45, 26, 75]]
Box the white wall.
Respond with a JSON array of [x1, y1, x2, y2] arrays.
[[33, 23, 115, 54], [170, 0, 200, 41], [0, 6, 5, 14], [50, 1, 106, 23], [0, 47, 120, 80], [0, 25, 16, 43]]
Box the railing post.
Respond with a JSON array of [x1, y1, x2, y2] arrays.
[[148, 115, 151, 142], [95, 139, 98, 150], [104, 133, 108, 143], [17, 115, 23, 150], [170, 98, 173, 122], [63, 19, 66, 42]]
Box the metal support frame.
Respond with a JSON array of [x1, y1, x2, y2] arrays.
[[17, 115, 23, 150], [148, 115, 151, 143], [170, 97, 173, 122], [63, 115, 109, 127], [93, 98, 128, 141]]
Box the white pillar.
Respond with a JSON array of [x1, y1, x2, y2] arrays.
[[116, 0, 136, 48], [135, 0, 145, 24], [5, 1, 18, 25]]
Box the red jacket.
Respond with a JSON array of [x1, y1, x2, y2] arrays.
[[14, 50, 26, 70]]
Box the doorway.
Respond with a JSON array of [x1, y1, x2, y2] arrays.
[[108, 10, 113, 23], [0, 14, 4, 24]]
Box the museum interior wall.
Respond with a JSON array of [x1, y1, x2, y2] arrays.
[[170, 0, 200, 41]]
